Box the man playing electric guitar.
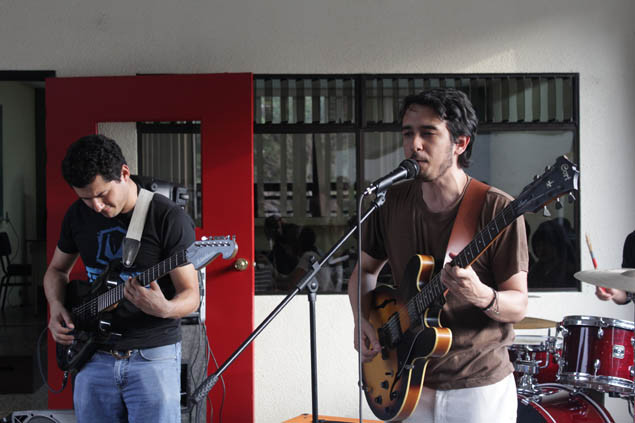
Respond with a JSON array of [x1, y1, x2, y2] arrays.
[[44, 135, 200, 423], [348, 88, 529, 422]]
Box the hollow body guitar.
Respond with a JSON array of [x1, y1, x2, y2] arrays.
[[362, 156, 579, 421]]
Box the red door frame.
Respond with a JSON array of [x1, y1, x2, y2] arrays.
[[45, 74, 254, 422]]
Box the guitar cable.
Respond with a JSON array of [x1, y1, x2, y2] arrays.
[[202, 321, 226, 423], [186, 320, 204, 423], [36, 326, 70, 393]]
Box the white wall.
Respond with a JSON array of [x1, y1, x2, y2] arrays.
[[2, 0, 635, 421]]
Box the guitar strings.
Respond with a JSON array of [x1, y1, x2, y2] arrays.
[[71, 250, 189, 318]]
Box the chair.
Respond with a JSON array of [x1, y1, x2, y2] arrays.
[[0, 231, 32, 309]]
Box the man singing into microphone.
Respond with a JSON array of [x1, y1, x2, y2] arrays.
[[348, 88, 529, 422]]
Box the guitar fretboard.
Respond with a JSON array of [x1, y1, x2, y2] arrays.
[[72, 250, 188, 320]]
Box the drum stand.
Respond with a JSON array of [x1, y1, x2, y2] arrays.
[[515, 331, 557, 397]]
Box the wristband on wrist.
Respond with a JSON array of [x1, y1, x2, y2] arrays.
[[481, 286, 499, 314]]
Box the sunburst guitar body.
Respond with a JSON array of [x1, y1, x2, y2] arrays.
[[363, 255, 452, 421]]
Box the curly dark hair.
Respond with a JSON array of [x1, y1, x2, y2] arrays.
[[398, 88, 478, 168], [61, 134, 127, 188]]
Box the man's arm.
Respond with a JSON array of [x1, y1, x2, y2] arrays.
[[442, 262, 528, 323], [347, 251, 387, 362], [43, 247, 79, 345], [124, 263, 200, 319]]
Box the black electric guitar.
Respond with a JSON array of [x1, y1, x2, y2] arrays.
[[56, 236, 238, 374], [363, 156, 579, 421]]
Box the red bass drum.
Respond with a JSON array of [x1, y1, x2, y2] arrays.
[[517, 384, 614, 423]]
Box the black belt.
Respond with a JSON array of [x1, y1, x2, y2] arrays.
[[98, 349, 135, 359]]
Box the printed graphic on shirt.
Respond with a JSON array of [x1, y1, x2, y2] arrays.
[[86, 226, 141, 283]]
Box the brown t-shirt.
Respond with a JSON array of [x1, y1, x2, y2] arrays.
[[362, 177, 529, 390]]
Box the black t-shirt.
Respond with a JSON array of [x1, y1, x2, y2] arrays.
[[623, 230, 635, 268], [58, 184, 195, 349]]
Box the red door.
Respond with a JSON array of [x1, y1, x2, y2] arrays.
[[45, 74, 254, 422]]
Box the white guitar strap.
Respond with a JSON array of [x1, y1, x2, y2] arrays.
[[121, 188, 155, 268]]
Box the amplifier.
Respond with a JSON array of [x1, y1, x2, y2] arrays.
[[10, 410, 75, 423], [182, 268, 206, 325]]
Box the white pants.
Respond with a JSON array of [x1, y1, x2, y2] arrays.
[[404, 373, 517, 423]]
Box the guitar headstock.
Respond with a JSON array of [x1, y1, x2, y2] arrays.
[[186, 236, 238, 270], [515, 155, 579, 215]]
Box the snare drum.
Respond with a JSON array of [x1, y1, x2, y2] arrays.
[[517, 383, 614, 423], [558, 315, 634, 395], [509, 335, 561, 384]]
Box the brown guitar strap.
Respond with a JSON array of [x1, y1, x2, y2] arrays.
[[443, 177, 490, 265]]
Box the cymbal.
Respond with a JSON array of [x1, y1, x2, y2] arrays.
[[574, 268, 635, 292], [514, 317, 558, 329]]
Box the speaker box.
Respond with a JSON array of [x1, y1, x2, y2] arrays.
[[10, 410, 75, 423], [180, 323, 209, 423], [182, 268, 206, 325]]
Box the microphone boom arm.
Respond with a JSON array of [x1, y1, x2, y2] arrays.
[[188, 193, 387, 410]]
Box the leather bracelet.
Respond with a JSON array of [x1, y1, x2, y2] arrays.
[[481, 287, 499, 314]]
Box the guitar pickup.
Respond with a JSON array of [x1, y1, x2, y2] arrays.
[[98, 320, 111, 333]]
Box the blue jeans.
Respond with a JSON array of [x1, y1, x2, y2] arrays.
[[74, 342, 182, 423]]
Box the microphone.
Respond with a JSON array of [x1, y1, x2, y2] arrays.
[[364, 158, 420, 195]]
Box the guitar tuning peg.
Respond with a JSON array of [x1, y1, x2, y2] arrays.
[[568, 192, 576, 203], [543, 206, 551, 217], [545, 166, 551, 172], [555, 198, 563, 210], [533, 174, 540, 181]]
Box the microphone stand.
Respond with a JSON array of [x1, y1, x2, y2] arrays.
[[189, 192, 386, 423]]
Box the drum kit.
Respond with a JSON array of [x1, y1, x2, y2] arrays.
[[511, 268, 635, 423]]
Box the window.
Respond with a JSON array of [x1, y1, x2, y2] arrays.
[[254, 74, 580, 294], [137, 122, 202, 227]]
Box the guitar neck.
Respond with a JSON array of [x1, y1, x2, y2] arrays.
[[138, 250, 189, 286], [412, 199, 520, 316], [74, 250, 189, 316]]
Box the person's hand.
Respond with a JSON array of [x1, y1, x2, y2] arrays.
[[595, 286, 628, 304], [353, 317, 381, 362], [48, 301, 75, 345], [124, 278, 170, 317], [441, 253, 491, 308]]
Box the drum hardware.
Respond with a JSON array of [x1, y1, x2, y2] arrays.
[[614, 345, 626, 359], [598, 327, 604, 338], [510, 334, 561, 390], [559, 325, 568, 338]]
